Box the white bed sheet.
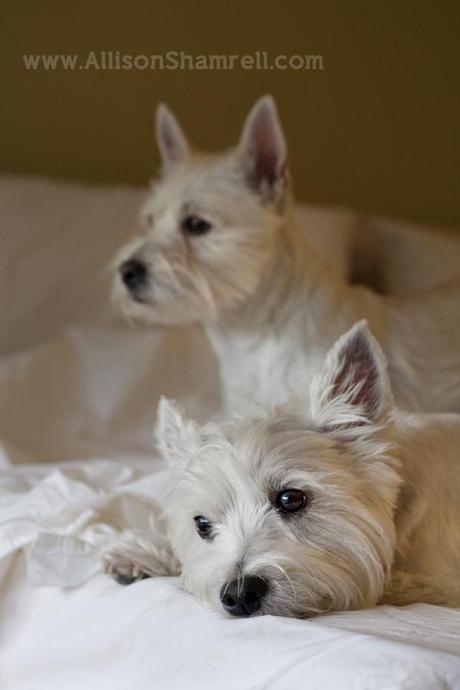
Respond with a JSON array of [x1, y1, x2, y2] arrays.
[[0, 176, 459, 690]]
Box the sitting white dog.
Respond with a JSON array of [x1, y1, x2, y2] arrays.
[[103, 321, 460, 617], [112, 96, 460, 414]]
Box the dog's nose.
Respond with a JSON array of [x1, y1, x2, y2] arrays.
[[120, 259, 148, 291], [220, 576, 268, 617]]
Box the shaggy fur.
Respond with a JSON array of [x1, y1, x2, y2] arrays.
[[112, 96, 460, 414], [102, 322, 460, 618]]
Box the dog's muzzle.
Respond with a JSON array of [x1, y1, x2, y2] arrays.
[[119, 259, 148, 294], [220, 575, 268, 617]]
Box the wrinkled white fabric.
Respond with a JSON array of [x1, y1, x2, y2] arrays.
[[1, 556, 460, 690], [0, 176, 459, 689]]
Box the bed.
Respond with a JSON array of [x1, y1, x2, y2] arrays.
[[1, 176, 459, 690]]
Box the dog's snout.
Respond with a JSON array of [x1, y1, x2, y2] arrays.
[[220, 576, 268, 617], [120, 259, 148, 292]]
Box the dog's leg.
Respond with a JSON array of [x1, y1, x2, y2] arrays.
[[101, 529, 180, 585]]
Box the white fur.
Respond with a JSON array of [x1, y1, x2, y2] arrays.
[[112, 96, 460, 414], [103, 322, 460, 617], [101, 511, 179, 583]]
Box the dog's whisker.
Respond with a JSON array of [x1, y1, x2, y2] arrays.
[[270, 564, 297, 603]]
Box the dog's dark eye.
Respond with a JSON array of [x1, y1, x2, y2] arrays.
[[194, 515, 213, 539], [275, 489, 307, 514], [145, 214, 153, 227], [182, 215, 212, 236]]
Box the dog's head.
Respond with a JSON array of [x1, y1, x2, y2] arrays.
[[156, 322, 400, 618], [112, 96, 290, 325]]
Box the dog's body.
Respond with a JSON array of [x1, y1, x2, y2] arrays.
[[103, 322, 460, 617], [388, 411, 460, 606], [113, 97, 460, 414], [206, 218, 460, 413]]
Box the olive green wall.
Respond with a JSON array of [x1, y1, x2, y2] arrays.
[[1, 1, 459, 225]]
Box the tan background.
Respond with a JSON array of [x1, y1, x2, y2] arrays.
[[1, 1, 459, 226]]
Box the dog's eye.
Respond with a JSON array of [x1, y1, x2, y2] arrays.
[[194, 515, 213, 539], [145, 214, 153, 227], [182, 215, 212, 236], [275, 489, 307, 514]]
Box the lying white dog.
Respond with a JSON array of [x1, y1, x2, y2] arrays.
[[112, 96, 460, 413], [103, 321, 460, 617]]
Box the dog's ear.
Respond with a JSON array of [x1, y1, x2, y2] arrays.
[[155, 103, 191, 169], [310, 321, 393, 435], [155, 397, 200, 471], [238, 95, 289, 203]]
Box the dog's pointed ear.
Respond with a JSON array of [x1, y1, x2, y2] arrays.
[[238, 95, 289, 203], [155, 397, 200, 471], [155, 103, 191, 169], [310, 321, 393, 435]]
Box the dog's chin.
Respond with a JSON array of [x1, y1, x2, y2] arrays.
[[114, 291, 207, 328], [111, 291, 153, 327], [260, 600, 317, 620]]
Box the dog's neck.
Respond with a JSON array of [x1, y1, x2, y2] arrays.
[[205, 208, 372, 412], [209, 208, 351, 334]]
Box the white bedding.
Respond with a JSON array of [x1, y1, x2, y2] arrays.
[[0, 176, 459, 689]]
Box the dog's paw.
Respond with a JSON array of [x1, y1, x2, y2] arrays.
[[103, 553, 151, 586], [100, 529, 180, 585]]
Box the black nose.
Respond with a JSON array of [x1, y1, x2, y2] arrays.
[[120, 259, 147, 291], [220, 576, 268, 617]]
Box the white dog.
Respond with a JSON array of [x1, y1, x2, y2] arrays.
[[112, 96, 460, 414], [103, 321, 460, 617]]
